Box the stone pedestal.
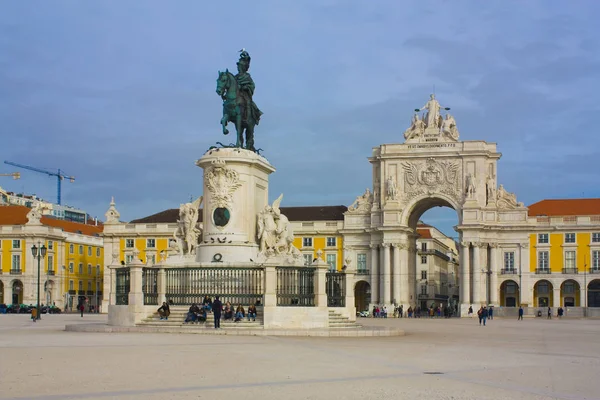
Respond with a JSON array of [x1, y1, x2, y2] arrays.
[[195, 148, 275, 264]]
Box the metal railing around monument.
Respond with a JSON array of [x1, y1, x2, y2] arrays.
[[165, 267, 264, 306], [142, 268, 159, 305], [115, 267, 130, 305], [276, 267, 315, 307], [326, 272, 346, 307]]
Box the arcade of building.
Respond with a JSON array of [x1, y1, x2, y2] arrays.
[[2, 95, 600, 316]]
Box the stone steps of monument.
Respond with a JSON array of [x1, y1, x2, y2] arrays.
[[139, 308, 263, 328], [328, 310, 362, 329]]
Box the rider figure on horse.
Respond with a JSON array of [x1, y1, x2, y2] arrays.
[[235, 51, 262, 128]]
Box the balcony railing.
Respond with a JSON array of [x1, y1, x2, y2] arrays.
[[10, 269, 22, 275], [47, 270, 55, 276], [356, 269, 369, 275], [590, 268, 600, 274], [535, 268, 551, 274], [500, 268, 517, 275], [418, 293, 429, 299], [418, 249, 450, 262], [562, 268, 578, 274]]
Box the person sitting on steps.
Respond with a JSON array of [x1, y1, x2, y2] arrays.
[[247, 304, 257, 321], [158, 302, 170, 321], [223, 302, 233, 320], [184, 303, 201, 324], [235, 305, 245, 322]]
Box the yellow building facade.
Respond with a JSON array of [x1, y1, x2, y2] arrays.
[[0, 205, 104, 310]]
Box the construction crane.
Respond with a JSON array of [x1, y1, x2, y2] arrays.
[[0, 172, 20, 180], [4, 161, 75, 205]]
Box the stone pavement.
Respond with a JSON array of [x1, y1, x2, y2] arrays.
[[0, 314, 599, 400]]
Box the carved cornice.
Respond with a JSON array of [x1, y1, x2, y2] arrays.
[[369, 244, 379, 249], [460, 241, 471, 248], [488, 243, 499, 248], [520, 243, 529, 249], [395, 243, 408, 250], [381, 243, 391, 248], [476, 242, 488, 248]]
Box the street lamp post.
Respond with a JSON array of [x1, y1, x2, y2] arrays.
[[584, 255, 587, 318], [31, 242, 47, 320]]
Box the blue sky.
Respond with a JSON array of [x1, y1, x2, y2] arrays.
[[1, 1, 599, 238]]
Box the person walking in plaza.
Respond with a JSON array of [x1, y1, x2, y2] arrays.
[[488, 306, 494, 320], [468, 305, 473, 317], [518, 306, 524, 320], [399, 305, 403, 318], [79, 303, 85, 318], [212, 296, 223, 329], [31, 307, 37, 322], [477, 306, 483, 325], [558, 307, 564, 319], [547, 307, 552, 319], [481, 306, 489, 326]]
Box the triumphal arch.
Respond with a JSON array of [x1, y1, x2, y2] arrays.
[[342, 94, 531, 315]]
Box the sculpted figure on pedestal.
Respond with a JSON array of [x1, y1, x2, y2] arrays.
[[403, 113, 426, 140], [26, 203, 43, 225], [386, 176, 398, 200], [257, 194, 301, 259], [465, 173, 476, 199], [348, 188, 373, 213], [486, 175, 496, 206], [173, 196, 203, 256], [496, 184, 524, 209], [440, 113, 459, 141], [416, 94, 449, 129]]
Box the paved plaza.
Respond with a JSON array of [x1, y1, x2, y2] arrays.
[[1, 315, 599, 400]]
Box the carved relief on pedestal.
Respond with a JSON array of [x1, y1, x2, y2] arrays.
[[496, 184, 524, 210], [204, 158, 242, 209], [256, 194, 302, 262], [25, 204, 43, 225], [401, 157, 461, 204], [347, 188, 374, 214], [385, 176, 398, 201]]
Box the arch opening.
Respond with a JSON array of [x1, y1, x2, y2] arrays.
[[500, 280, 519, 307], [354, 280, 370, 313], [588, 279, 600, 308], [0, 281, 4, 304], [560, 280, 580, 307], [11, 280, 23, 305], [533, 280, 553, 307]]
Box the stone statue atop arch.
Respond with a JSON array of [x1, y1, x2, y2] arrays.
[[404, 94, 458, 143]]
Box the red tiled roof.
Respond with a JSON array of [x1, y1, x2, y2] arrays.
[[417, 228, 432, 239], [527, 199, 600, 217], [130, 206, 348, 224], [0, 205, 103, 236]]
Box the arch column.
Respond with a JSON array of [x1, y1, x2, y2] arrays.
[[369, 244, 379, 305], [381, 243, 391, 305], [460, 242, 471, 307], [489, 244, 499, 305], [399, 243, 410, 305], [472, 242, 486, 305], [392, 244, 400, 305]]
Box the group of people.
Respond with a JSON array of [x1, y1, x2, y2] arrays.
[[475, 306, 493, 326], [373, 304, 458, 318], [156, 297, 259, 328]]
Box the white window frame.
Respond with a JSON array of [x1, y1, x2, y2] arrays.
[[302, 237, 313, 248], [326, 254, 336, 271], [303, 253, 313, 266], [47, 240, 53, 250], [69, 244, 74, 254], [357, 253, 367, 272], [47, 255, 54, 272], [96, 265, 100, 275], [69, 262, 74, 273], [125, 254, 134, 264], [564, 233, 576, 244], [125, 239, 134, 249], [593, 250, 600, 269], [12, 239, 21, 249], [87, 281, 92, 291], [326, 237, 336, 247], [421, 270, 427, 280], [538, 233, 549, 244], [96, 248, 101, 257], [69, 280, 74, 291], [564, 250, 576, 269], [147, 254, 156, 265], [592, 232, 600, 243], [87, 264, 92, 275], [78, 280, 83, 291], [88, 246, 92, 256], [504, 252, 515, 271], [12, 254, 21, 271], [146, 238, 156, 249], [538, 251, 549, 270], [79, 245, 83, 255], [421, 255, 427, 264]]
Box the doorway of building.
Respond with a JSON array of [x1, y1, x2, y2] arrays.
[[354, 280, 371, 313]]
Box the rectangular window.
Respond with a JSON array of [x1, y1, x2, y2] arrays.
[[88, 264, 92, 275], [12, 254, 21, 270], [565, 251, 576, 269], [357, 253, 367, 272], [87, 281, 92, 291], [79, 245, 83, 254], [592, 233, 600, 243], [69, 280, 74, 291], [47, 255, 54, 272], [88, 246, 92, 256], [69, 244, 74, 254], [12, 239, 21, 249], [538, 233, 549, 244], [96, 265, 100, 275], [421, 270, 427, 280], [303, 254, 313, 266], [421, 255, 427, 264], [538, 251, 549, 270], [420, 285, 427, 295], [125, 239, 134, 248], [96, 248, 101, 257], [96, 281, 101, 291], [504, 252, 515, 270], [326, 254, 336, 271], [302, 237, 313, 247], [326, 237, 336, 247], [125, 254, 134, 264], [421, 242, 427, 251], [565, 233, 576, 243], [47, 240, 53, 250], [78, 281, 83, 291], [593, 250, 600, 269], [563, 282, 575, 294], [147, 238, 156, 248], [78, 263, 83, 274], [147, 255, 156, 265], [69, 262, 74, 273]]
